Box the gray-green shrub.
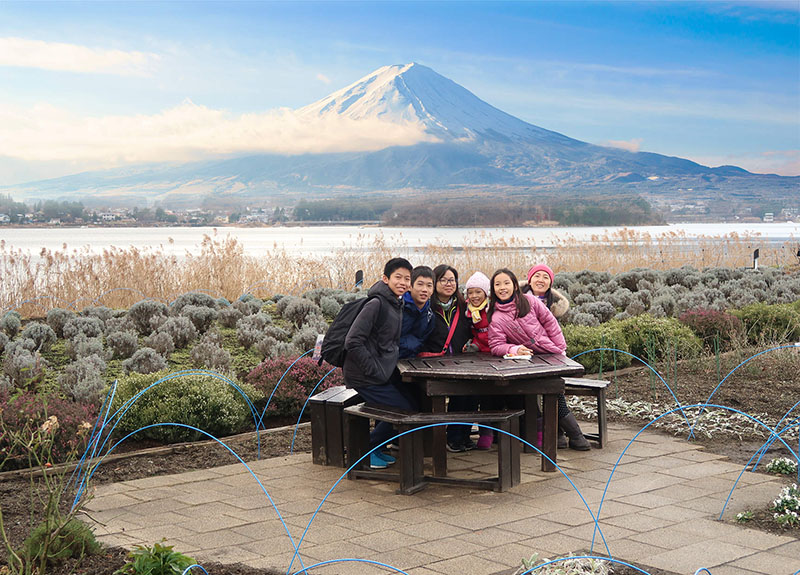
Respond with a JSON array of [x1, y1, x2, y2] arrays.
[[104, 316, 136, 334], [144, 331, 175, 357], [63, 316, 104, 340], [190, 339, 231, 372], [181, 305, 218, 333], [110, 370, 262, 442], [3, 345, 46, 387], [123, 347, 168, 374], [59, 354, 107, 403], [127, 300, 168, 335], [106, 330, 139, 359], [233, 295, 263, 316], [65, 335, 105, 361], [156, 316, 197, 348], [319, 296, 342, 318], [170, 292, 218, 314], [81, 305, 113, 324], [282, 298, 322, 327], [0, 332, 7, 355], [46, 308, 76, 338], [292, 326, 321, 351], [1, 311, 22, 338], [218, 306, 244, 328], [236, 313, 272, 349], [20, 322, 57, 352]]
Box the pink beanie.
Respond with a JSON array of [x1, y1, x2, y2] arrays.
[[527, 264, 554, 285], [464, 271, 491, 296]]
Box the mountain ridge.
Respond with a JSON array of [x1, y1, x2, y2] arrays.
[[4, 62, 796, 207]]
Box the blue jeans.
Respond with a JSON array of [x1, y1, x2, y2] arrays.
[[353, 378, 419, 448]]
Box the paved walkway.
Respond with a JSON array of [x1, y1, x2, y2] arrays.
[[84, 422, 799, 575]]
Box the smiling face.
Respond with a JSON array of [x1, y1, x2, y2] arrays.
[[493, 272, 515, 301], [383, 267, 411, 297], [466, 287, 487, 307], [436, 269, 457, 301], [529, 270, 552, 296], [410, 275, 434, 308]]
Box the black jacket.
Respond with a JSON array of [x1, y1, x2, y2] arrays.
[[422, 299, 472, 355], [343, 281, 404, 388]]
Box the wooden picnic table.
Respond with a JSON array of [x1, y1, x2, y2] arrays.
[[397, 352, 585, 474]]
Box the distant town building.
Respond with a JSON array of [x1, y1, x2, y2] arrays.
[[763, 212, 774, 222], [0, 213, 10, 223]]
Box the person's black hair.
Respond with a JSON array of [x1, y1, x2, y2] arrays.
[[431, 264, 465, 308], [411, 265, 434, 285], [488, 268, 530, 322], [521, 282, 554, 310], [383, 257, 413, 278]]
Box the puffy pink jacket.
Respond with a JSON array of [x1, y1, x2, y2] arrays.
[[489, 293, 567, 356]]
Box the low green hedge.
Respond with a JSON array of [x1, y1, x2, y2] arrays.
[[731, 302, 800, 344], [565, 314, 702, 372], [110, 371, 263, 443], [563, 322, 632, 373]]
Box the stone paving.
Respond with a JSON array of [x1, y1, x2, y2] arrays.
[[83, 422, 800, 575]]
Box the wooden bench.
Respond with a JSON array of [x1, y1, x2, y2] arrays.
[[344, 403, 524, 495], [309, 385, 361, 467], [563, 377, 609, 448]]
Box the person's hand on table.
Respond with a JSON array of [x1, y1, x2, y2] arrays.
[[507, 345, 532, 356]]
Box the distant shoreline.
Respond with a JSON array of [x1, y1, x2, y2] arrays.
[[3, 218, 782, 230]]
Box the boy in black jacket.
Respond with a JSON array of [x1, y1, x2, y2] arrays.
[[344, 257, 415, 469]]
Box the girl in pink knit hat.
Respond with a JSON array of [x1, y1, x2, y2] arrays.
[[523, 263, 570, 318]]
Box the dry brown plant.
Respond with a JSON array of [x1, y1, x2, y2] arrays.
[[1, 229, 796, 318]]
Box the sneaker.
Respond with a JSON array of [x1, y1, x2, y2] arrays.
[[462, 438, 477, 451], [476, 435, 493, 450], [446, 441, 466, 453], [369, 453, 388, 469], [375, 451, 396, 465]]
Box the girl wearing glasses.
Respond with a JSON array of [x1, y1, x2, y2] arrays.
[[422, 264, 475, 451]]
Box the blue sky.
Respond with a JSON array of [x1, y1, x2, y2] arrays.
[[0, 1, 798, 185]]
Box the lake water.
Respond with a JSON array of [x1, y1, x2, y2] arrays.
[[1, 222, 798, 258]]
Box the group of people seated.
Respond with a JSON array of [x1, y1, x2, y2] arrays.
[[341, 258, 589, 470]]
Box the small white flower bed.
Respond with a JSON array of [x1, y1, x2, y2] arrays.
[[771, 483, 800, 528], [568, 396, 800, 442]]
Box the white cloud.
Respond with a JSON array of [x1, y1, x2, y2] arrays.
[[690, 150, 800, 176], [0, 100, 437, 166], [0, 37, 159, 76], [316, 73, 332, 84], [603, 138, 643, 153]]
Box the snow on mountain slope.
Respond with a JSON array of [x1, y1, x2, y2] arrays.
[[297, 62, 578, 145]]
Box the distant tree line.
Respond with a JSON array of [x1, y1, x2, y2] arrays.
[[293, 199, 393, 221], [382, 195, 662, 227]]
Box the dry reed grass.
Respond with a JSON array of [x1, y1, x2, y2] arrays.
[[1, 229, 797, 318]]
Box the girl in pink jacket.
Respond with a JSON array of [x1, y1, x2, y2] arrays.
[[487, 268, 591, 450], [487, 268, 566, 356]]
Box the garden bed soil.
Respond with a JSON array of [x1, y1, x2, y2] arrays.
[[2, 351, 799, 575]]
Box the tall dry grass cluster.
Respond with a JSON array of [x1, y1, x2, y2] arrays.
[[2, 229, 797, 317]]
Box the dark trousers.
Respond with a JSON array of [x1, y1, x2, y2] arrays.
[[446, 396, 478, 444], [353, 374, 419, 448]]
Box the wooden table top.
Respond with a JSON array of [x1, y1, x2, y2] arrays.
[[397, 352, 584, 382]]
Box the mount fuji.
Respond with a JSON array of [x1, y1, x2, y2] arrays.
[[5, 63, 796, 206]]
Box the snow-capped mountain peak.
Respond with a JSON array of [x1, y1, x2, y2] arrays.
[[297, 62, 570, 143]]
